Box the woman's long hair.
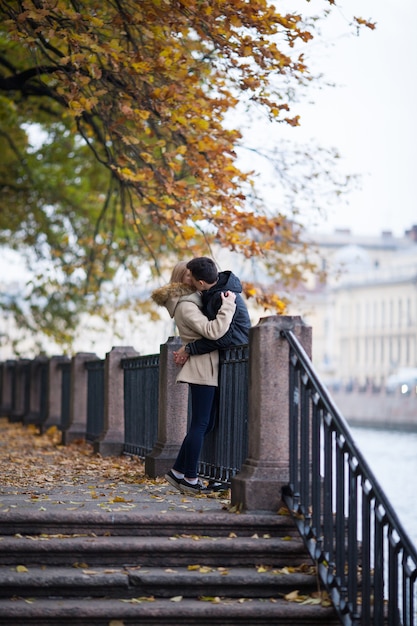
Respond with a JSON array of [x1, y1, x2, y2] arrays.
[[169, 261, 189, 284]]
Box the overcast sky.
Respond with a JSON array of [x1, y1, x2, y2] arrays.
[[240, 0, 417, 239]]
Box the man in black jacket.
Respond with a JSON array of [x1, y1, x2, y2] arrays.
[[179, 257, 251, 358]]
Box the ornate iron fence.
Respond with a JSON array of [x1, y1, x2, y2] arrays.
[[85, 359, 105, 442], [10, 359, 30, 423], [199, 344, 249, 484], [25, 357, 49, 430], [122, 354, 160, 458], [281, 328, 417, 626], [121, 346, 249, 485], [59, 361, 72, 432]]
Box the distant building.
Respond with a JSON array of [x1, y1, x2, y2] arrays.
[[289, 225, 417, 388]]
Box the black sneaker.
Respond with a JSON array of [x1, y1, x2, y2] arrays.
[[179, 478, 212, 496], [207, 480, 228, 492], [165, 470, 183, 492]]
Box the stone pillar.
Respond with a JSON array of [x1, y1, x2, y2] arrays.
[[95, 346, 139, 457], [62, 352, 98, 445], [231, 315, 312, 512], [43, 355, 70, 429], [145, 336, 189, 477]]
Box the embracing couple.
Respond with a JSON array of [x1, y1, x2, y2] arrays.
[[151, 257, 250, 496]]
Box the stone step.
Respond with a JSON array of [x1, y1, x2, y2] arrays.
[[0, 596, 339, 625], [0, 564, 319, 599], [0, 534, 308, 568], [0, 509, 295, 537], [0, 504, 340, 623]]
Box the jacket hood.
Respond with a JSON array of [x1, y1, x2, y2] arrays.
[[151, 283, 199, 318], [211, 271, 243, 293]]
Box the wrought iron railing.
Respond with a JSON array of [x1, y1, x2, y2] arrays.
[[121, 346, 249, 484], [38, 359, 49, 429], [10, 359, 30, 422], [281, 328, 417, 626], [199, 344, 249, 484], [25, 357, 49, 430], [59, 361, 72, 432], [122, 354, 160, 458], [0, 360, 16, 416], [85, 359, 105, 442]]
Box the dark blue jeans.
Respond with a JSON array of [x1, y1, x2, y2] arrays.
[[173, 384, 217, 479]]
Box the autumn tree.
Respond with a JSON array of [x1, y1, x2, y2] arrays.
[[0, 0, 373, 350]]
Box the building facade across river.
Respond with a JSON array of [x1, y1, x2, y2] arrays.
[[292, 225, 417, 391]]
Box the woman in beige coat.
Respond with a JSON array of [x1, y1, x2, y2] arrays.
[[151, 261, 236, 495]]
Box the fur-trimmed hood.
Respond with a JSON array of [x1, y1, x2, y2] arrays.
[[151, 282, 201, 318]]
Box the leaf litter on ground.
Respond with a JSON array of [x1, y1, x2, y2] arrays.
[[0, 418, 231, 509], [0, 418, 144, 490]]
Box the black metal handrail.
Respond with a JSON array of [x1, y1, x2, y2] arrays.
[[281, 328, 417, 625]]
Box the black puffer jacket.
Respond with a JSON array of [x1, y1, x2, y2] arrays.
[[187, 271, 251, 355]]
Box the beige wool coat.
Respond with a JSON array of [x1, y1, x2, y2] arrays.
[[151, 282, 236, 387]]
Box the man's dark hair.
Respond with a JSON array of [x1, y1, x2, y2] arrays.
[[187, 257, 218, 283]]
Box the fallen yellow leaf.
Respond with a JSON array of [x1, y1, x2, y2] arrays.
[[277, 506, 290, 516], [284, 590, 309, 603]]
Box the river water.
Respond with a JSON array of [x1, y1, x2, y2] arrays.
[[350, 425, 417, 549]]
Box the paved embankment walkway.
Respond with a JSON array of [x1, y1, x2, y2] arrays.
[[0, 417, 231, 520]]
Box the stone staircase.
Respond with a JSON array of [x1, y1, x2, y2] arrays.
[[0, 509, 340, 625]]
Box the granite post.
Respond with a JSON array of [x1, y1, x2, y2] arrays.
[[231, 315, 312, 512], [62, 352, 98, 444], [145, 336, 189, 477], [95, 346, 139, 457]]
